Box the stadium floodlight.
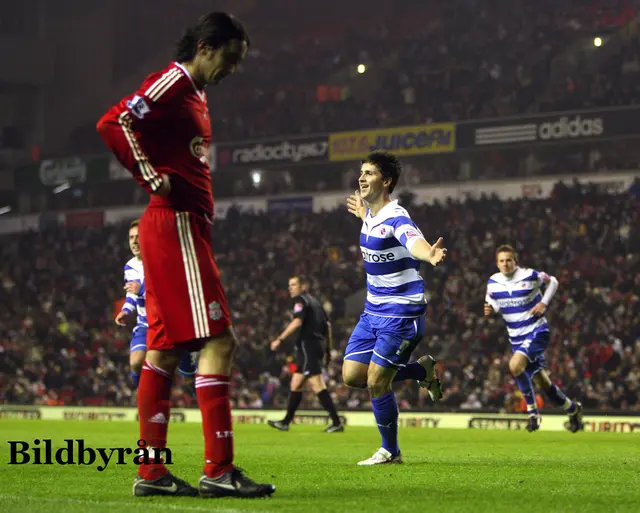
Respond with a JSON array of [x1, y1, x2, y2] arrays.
[[357, 64, 366, 74], [0, 205, 10, 215], [250, 170, 262, 186], [594, 37, 603, 47]]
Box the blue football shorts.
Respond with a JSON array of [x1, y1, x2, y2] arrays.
[[344, 313, 425, 368]]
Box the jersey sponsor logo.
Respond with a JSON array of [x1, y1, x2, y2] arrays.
[[293, 302, 304, 313], [361, 249, 396, 263], [208, 301, 223, 321], [190, 136, 210, 166], [127, 95, 151, 119], [498, 297, 532, 308]]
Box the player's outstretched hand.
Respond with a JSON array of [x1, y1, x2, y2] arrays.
[[124, 281, 142, 295], [529, 302, 547, 317], [484, 303, 494, 316], [428, 237, 447, 266], [115, 311, 129, 326], [153, 173, 172, 198], [347, 190, 366, 220]]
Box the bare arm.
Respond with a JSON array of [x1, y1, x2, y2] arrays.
[[270, 318, 303, 350], [408, 237, 447, 267]]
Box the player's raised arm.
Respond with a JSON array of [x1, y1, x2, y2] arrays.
[[347, 190, 367, 221], [407, 237, 448, 267], [388, 211, 447, 267]]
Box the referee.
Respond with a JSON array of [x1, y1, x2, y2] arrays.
[[269, 275, 343, 432]]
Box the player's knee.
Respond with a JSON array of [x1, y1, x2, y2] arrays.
[[509, 359, 525, 376], [366, 377, 392, 398], [342, 372, 367, 389], [130, 351, 145, 374]]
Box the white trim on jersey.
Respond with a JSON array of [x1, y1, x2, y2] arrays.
[[117, 111, 163, 191], [176, 212, 210, 339], [144, 68, 182, 100], [173, 62, 206, 102]]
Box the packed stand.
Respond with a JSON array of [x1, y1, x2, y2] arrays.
[[552, 6, 640, 112], [208, 0, 639, 142], [1, 177, 638, 413], [66, 0, 639, 156]]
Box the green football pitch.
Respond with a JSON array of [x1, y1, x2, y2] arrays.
[[1, 420, 638, 512]]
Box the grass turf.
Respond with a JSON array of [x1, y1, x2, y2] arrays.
[[0, 420, 638, 512]]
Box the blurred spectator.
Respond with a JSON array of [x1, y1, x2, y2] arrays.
[[1, 179, 638, 412]]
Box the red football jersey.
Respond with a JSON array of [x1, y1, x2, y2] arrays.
[[97, 62, 214, 217]]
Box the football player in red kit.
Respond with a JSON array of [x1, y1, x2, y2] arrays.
[[97, 12, 275, 499]]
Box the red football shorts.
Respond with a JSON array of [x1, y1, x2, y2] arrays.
[[138, 207, 230, 352]]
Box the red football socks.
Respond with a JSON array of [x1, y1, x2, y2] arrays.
[[137, 361, 172, 480], [196, 374, 234, 478]]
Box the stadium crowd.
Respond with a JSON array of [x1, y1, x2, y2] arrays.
[[208, 0, 640, 142], [1, 178, 638, 414], [62, 0, 640, 156]]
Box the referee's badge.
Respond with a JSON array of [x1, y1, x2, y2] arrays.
[[293, 303, 303, 313]]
